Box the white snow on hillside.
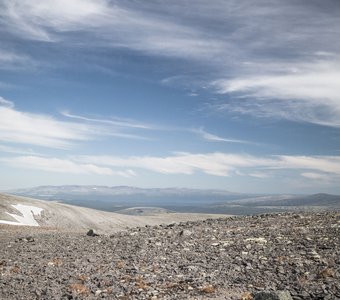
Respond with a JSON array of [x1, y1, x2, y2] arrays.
[[0, 204, 43, 226]]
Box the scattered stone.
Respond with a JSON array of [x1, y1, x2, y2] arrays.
[[179, 229, 192, 237], [307, 249, 321, 261], [17, 236, 35, 242], [246, 237, 268, 244], [69, 283, 90, 296], [318, 267, 335, 278], [86, 229, 99, 237], [26, 236, 35, 242], [241, 291, 254, 300], [276, 291, 293, 300], [200, 285, 215, 293]]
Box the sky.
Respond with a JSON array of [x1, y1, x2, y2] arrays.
[[0, 0, 340, 194]]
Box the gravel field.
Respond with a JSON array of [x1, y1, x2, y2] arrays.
[[0, 211, 339, 300]]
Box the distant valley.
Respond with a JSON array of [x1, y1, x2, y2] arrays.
[[7, 185, 340, 215]]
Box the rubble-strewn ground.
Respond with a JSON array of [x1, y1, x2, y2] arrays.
[[1, 212, 339, 300]]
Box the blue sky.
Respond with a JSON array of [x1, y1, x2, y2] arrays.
[[0, 0, 340, 193]]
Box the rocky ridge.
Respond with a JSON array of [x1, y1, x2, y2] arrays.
[[0, 211, 339, 299]]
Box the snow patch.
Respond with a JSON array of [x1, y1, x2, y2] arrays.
[[0, 204, 43, 226]]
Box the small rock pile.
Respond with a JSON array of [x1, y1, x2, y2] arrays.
[[0, 211, 339, 299]]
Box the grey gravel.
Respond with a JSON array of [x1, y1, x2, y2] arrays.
[[0, 211, 339, 299]]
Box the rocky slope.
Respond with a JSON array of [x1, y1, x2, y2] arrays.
[[0, 211, 339, 299]]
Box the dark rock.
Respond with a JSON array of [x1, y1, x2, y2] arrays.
[[86, 229, 99, 237], [254, 291, 293, 300]]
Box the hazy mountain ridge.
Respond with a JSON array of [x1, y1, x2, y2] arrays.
[[8, 185, 244, 198], [7, 185, 258, 214], [6, 185, 340, 215]]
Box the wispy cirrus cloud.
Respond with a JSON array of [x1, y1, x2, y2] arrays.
[[0, 0, 110, 42], [1, 0, 340, 160], [2, 1, 339, 69], [63, 111, 255, 145], [0, 0, 225, 61], [0, 48, 35, 70], [213, 59, 340, 127], [0, 49, 28, 64]]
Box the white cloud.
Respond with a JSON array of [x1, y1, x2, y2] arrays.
[[277, 155, 340, 175], [76, 152, 340, 179], [2, 151, 340, 182], [1, 155, 140, 178], [0, 99, 152, 149], [0, 105, 95, 149], [301, 172, 333, 181]]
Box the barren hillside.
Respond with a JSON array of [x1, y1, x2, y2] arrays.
[[0, 194, 227, 233]]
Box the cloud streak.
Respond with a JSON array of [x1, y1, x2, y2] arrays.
[[193, 127, 253, 144], [1, 155, 137, 177], [2, 155, 114, 175], [75, 152, 340, 179], [0, 96, 14, 108], [61, 111, 152, 129], [2, 151, 339, 184]]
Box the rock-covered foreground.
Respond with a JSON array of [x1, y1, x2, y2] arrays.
[[0, 212, 339, 300]]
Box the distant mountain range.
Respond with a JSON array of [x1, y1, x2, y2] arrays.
[[9, 185, 242, 197], [6, 185, 340, 215]]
